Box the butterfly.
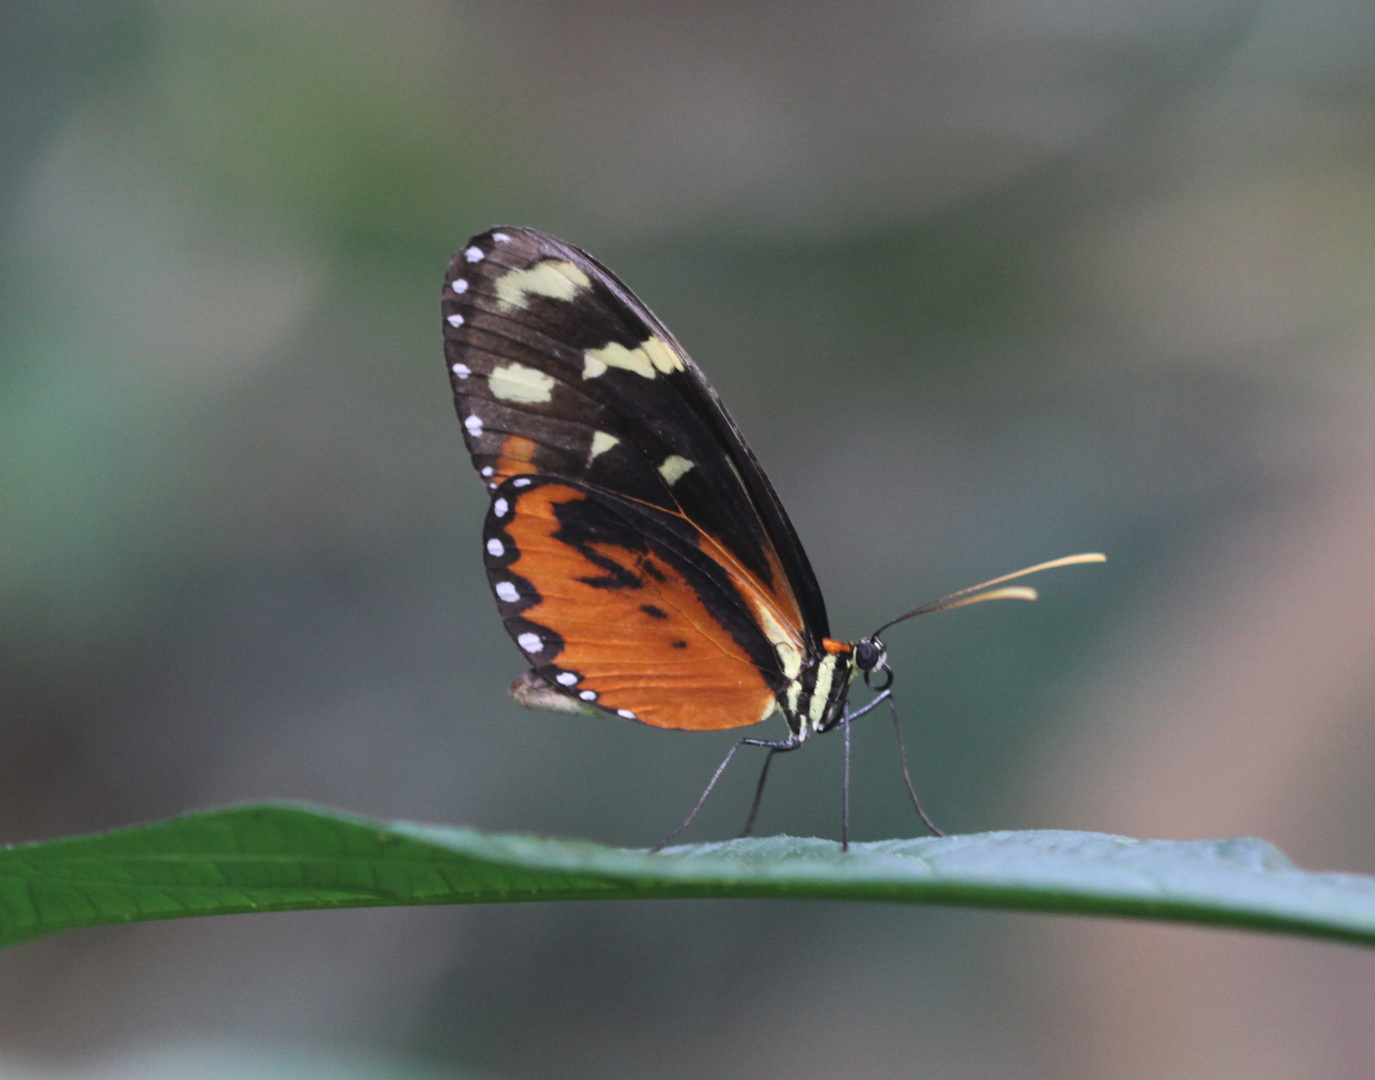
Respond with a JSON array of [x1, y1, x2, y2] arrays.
[[442, 227, 1102, 847]]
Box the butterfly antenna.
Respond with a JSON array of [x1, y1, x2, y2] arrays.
[[871, 552, 1105, 637]]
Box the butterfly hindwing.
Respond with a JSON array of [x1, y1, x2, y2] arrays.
[[484, 474, 782, 730]]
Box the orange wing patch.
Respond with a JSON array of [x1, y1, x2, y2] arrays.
[[494, 482, 777, 731], [491, 434, 541, 485]]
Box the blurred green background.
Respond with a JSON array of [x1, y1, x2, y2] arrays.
[[5, 1, 1375, 1077]]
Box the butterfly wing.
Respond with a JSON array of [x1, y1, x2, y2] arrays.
[[485, 475, 783, 729], [444, 227, 829, 729]]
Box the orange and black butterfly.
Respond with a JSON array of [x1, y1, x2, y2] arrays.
[[443, 227, 1101, 846]]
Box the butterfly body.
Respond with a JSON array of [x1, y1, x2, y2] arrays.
[[443, 227, 883, 743]]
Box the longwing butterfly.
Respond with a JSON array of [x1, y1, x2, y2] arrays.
[[442, 227, 1101, 846]]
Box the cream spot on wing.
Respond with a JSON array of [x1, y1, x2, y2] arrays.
[[580, 689, 597, 701], [464, 413, 483, 435], [451, 279, 468, 294], [494, 581, 519, 602], [617, 709, 636, 719], [517, 632, 542, 654], [493, 497, 509, 517], [512, 477, 532, 487], [494, 260, 590, 310], [583, 341, 650, 379], [488, 361, 556, 404], [588, 431, 620, 462], [446, 313, 465, 327], [481, 466, 494, 477], [492, 232, 512, 243], [753, 604, 803, 682], [451, 363, 471, 379], [555, 672, 578, 686], [464, 246, 484, 263], [776, 641, 804, 683], [657, 455, 695, 486], [581, 336, 684, 380], [642, 336, 684, 373], [486, 537, 505, 557]]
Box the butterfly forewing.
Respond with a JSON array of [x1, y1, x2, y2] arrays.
[[444, 227, 831, 729]]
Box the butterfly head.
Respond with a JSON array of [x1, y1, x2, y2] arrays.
[[853, 637, 893, 692]]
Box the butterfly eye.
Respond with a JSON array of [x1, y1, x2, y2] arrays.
[[855, 639, 885, 672]]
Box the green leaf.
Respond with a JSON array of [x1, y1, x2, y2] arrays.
[[3, 803, 1374, 948]]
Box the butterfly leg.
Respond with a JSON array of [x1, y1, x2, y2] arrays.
[[842, 711, 852, 851], [652, 733, 801, 852], [737, 740, 805, 839], [842, 688, 892, 722], [838, 688, 889, 851], [882, 694, 944, 837], [838, 690, 943, 838]]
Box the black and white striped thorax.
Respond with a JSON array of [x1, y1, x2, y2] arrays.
[[777, 646, 858, 741]]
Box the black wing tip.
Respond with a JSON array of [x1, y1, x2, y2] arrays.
[[464, 225, 551, 249], [446, 226, 574, 280]]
